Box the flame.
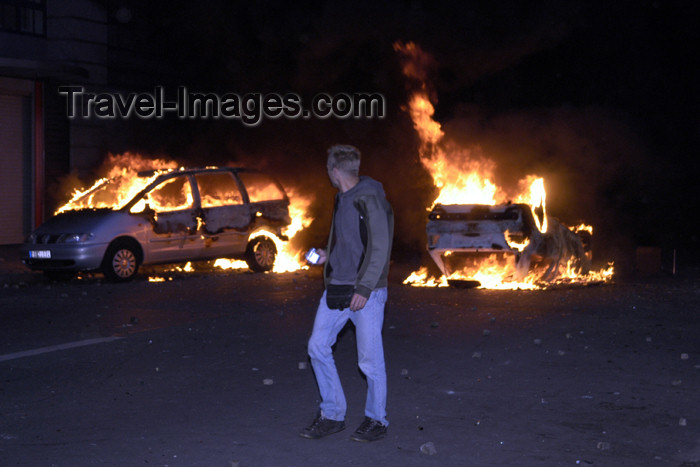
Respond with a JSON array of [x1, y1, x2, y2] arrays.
[[407, 93, 444, 146], [403, 267, 448, 287], [395, 41, 613, 289], [56, 152, 179, 214], [274, 189, 314, 272], [572, 223, 593, 235], [212, 188, 314, 274], [504, 230, 530, 252], [403, 256, 615, 290], [212, 258, 249, 270], [250, 229, 303, 273], [403, 255, 538, 290], [515, 175, 547, 233], [283, 189, 313, 239]]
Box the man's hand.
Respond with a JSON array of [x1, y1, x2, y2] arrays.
[[349, 293, 368, 311], [316, 249, 327, 265]]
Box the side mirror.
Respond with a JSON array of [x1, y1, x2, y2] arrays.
[[143, 202, 156, 220]]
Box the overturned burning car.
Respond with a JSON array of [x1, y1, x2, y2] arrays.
[[21, 167, 291, 281], [426, 202, 592, 287]]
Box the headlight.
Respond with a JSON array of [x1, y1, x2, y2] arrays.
[[56, 233, 95, 243], [25, 233, 38, 243]]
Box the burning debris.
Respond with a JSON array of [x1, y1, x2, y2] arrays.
[[394, 41, 613, 289]]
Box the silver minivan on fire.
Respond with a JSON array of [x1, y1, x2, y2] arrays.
[[21, 167, 292, 281]]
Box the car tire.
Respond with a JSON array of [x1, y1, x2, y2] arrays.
[[102, 240, 141, 282], [245, 236, 277, 272]]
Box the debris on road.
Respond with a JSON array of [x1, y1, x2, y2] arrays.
[[420, 441, 437, 455]]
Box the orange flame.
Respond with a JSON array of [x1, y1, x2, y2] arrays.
[[56, 152, 179, 214]]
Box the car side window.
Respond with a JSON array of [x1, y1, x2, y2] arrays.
[[237, 172, 285, 202], [147, 176, 193, 212], [195, 172, 243, 207]]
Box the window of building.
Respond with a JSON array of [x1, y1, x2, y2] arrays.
[[0, 0, 46, 36]]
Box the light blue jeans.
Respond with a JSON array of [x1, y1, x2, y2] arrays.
[[307, 287, 388, 426]]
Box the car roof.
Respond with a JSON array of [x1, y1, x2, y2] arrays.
[[121, 166, 288, 211], [136, 166, 259, 178]]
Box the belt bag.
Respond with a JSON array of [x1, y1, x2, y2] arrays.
[[325, 284, 355, 310]]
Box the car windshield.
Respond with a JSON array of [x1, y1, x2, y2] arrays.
[[129, 175, 194, 213], [56, 173, 161, 213]]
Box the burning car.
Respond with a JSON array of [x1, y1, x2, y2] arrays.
[[395, 41, 611, 289], [425, 202, 592, 287], [21, 167, 292, 281]]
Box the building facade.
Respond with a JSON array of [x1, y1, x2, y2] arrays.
[[0, 0, 160, 244]]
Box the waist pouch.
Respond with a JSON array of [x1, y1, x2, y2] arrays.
[[325, 284, 355, 310]]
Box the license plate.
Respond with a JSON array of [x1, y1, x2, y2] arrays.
[[29, 250, 51, 259]]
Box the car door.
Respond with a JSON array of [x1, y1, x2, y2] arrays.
[[194, 170, 251, 257], [235, 170, 291, 226], [141, 174, 203, 263]]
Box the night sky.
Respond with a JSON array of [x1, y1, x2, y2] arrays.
[[99, 0, 700, 269]]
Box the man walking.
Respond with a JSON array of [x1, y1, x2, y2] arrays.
[[300, 144, 394, 442]]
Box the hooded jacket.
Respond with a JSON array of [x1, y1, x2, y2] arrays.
[[323, 176, 394, 298]]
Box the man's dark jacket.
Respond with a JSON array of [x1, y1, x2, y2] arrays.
[[323, 176, 394, 298]]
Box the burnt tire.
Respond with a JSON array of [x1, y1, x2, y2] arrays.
[[245, 236, 277, 272], [102, 240, 140, 282]]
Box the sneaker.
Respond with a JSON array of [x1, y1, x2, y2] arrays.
[[350, 416, 387, 442], [299, 411, 346, 439]]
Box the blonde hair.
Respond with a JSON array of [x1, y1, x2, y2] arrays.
[[327, 144, 361, 176]]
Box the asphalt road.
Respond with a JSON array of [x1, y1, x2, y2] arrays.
[[1, 248, 700, 466]]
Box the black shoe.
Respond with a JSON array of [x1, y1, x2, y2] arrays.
[[350, 416, 387, 442], [299, 411, 346, 439]]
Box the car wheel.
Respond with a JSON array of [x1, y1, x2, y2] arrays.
[[245, 236, 276, 272], [102, 240, 140, 282]]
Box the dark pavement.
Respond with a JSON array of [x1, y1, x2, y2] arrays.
[[2, 244, 700, 466]]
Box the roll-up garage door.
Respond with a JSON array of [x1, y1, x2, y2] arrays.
[[0, 93, 29, 244]]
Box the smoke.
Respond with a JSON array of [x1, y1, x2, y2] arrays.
[[393, 40, 649, 268], [75, 1, 690, 267], [441, 105, 648, 265], [113, 37, 650, 266], [215, 117, 435, 256]]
